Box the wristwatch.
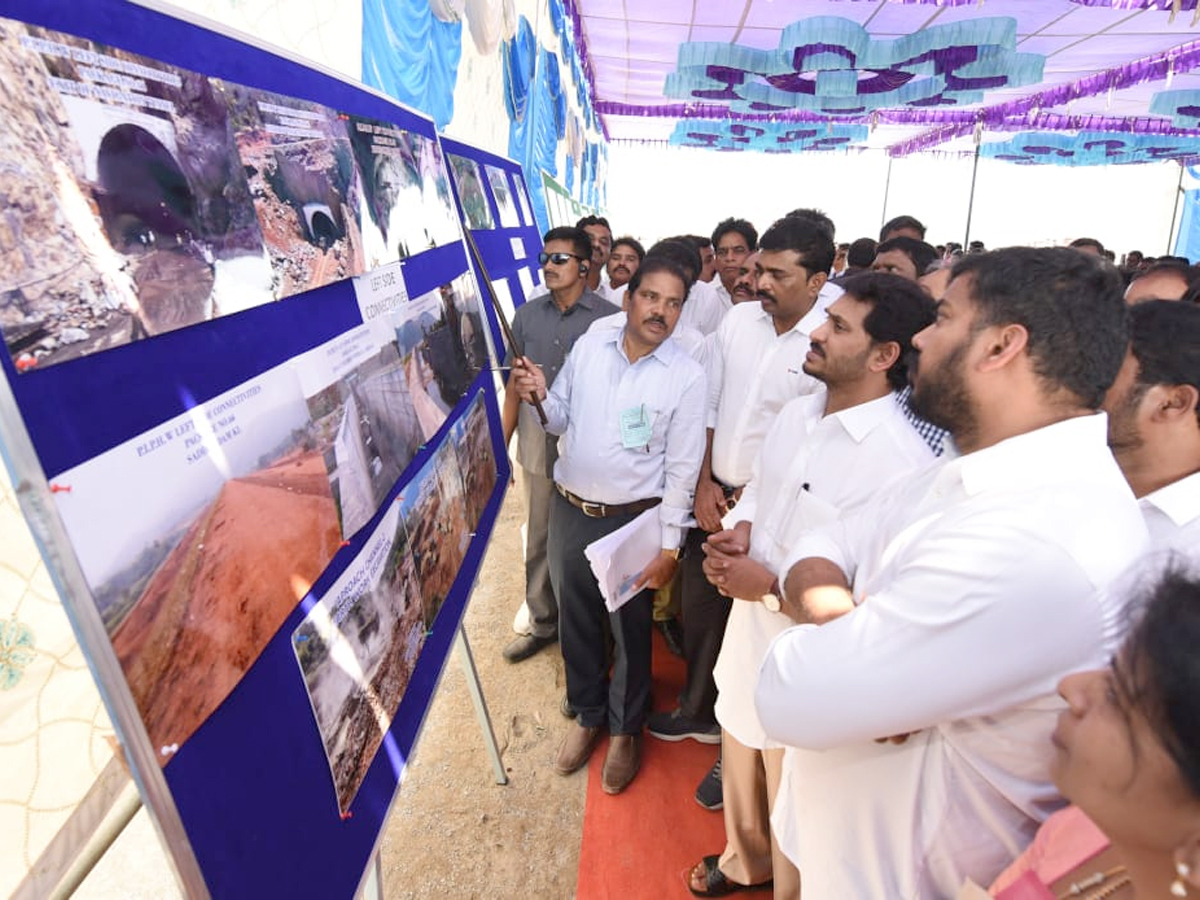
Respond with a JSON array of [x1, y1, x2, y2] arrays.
[[662, 547, 683, 561], [761, 577, 782, 613]]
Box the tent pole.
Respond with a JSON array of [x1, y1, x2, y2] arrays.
[[1166, 163, 1186, 256], [880, 154, 893, 229], [963, 145, 981, 248]]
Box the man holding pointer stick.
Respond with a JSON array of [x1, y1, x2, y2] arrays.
[[510, 256, 706, 794]]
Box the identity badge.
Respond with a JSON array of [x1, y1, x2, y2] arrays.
[[619, 404, 653, 449]]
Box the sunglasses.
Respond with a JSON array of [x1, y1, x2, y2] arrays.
[[539, 251, 586, 266]]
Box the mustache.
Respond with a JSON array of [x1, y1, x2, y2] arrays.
[[809, 341, 825, 357], [643, 315, 668, 328], [756, 290, 774, 302], [613, 265, 630, 274]]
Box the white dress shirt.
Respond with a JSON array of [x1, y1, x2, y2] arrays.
[[543, 328, 706, 549], [1140, 470, 1200, 565], [678, 279, 727, 337], [713, 392, 935, 750], [756, 413, 1148, 899], [596, 281, 622, 305], [587, 310, 710, 371], [712, 280, 733, 314], [706, 295, 830, 487]]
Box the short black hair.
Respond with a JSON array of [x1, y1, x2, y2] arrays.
[[838, 271, 937, 391], [646, 239, 702, 285], [1128, 299, 1200, 429], [876, 237, 939, 277], [685, 234, 713, 251], [712, 218, 758, 251], [880, 214, 926, 241], [1128, 260, 1200, 302], [575, 215, 611, 234], [950, 247, 1128, 408], [1070, 237, 1106, 255], [760, 216, 836, 275], [611, 236, 645, 261], [626, 256, 692, 300], [543, 226, 592, 263], [784, 208, 835, 242], [847, 237, 878, 269]]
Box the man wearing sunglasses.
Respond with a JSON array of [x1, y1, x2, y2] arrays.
[[502, 227, 620, 665]]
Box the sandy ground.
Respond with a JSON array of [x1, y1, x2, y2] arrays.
[[375, 472, 585, 899]]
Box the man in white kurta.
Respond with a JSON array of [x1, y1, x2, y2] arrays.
[[1102, 299, 1200, 564], [688, 273, 938, 898], [755, 247, 1149, 898]]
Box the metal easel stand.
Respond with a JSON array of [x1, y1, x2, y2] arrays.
[[455, 623, 509, 786]]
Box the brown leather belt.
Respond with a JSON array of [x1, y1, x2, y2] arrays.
[[555, 483, 661, 518]]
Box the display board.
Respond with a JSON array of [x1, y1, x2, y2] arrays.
[[441, 137, 545, 335], [0, 1, 510, 897]]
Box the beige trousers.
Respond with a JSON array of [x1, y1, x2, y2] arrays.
[[716, 730, 800, 900]]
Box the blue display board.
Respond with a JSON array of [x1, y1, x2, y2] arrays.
[[0, 1, 510, 897], [441, 136, 546, 352]]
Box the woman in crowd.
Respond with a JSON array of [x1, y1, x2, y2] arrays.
[[982, 567, 1200, 899]]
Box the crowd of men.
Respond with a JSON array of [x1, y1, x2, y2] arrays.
[[497, 209, 1200, 898]]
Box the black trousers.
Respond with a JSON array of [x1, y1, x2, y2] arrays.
[[548, 492, 653, 735], [678, 526, 733, 725]]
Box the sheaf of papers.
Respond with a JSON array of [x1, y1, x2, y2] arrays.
[[583, 507, 661, 612]]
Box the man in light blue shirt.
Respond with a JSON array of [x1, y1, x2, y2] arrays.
[[511, 256, 706, 795]]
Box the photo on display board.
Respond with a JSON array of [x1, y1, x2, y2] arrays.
[[397, 436, 470, 632], [296, 326, 425, 539], [513, 172, 534, 227], [346, 113, 435, 266], [447, 154, 494, 231], [0, 19, 275, 371], [292, 499, 425, 814], [483, 164, 520, 228], [407, 131, 462, 249], [49, 364, 341, 758], [358, 276, 487, 433], [448, 389, 498, 531], [223, 83, 366, 298]]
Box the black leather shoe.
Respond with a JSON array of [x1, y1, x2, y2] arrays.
[[561, 693, 576, 719], [502, 633, 557, 663]]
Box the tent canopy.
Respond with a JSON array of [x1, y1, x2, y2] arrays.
[[566, 0, 1200, 163]]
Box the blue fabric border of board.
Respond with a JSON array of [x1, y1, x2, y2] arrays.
[[0, 1, 512, 897]]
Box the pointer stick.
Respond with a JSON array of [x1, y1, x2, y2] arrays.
[[462, 226, 548, 425]]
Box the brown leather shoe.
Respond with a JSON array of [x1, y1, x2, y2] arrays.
[[601, 734, 641, 794], [554, 722, 602, 775]]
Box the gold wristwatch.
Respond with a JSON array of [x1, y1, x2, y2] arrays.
[[761, 577, 782, 613], [662, 547, 683, 561]]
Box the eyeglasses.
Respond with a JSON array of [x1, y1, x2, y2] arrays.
[[538, 251, 586, 266]]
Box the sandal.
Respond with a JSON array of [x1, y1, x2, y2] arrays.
[[687, 855, 773, 897]]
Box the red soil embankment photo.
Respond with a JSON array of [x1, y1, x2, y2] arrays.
[[111, 450, 341, 756]]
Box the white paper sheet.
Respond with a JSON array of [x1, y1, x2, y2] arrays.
[[583, 507, 661, 612]]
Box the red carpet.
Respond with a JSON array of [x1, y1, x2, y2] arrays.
[[575, 630, 731, 899]]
